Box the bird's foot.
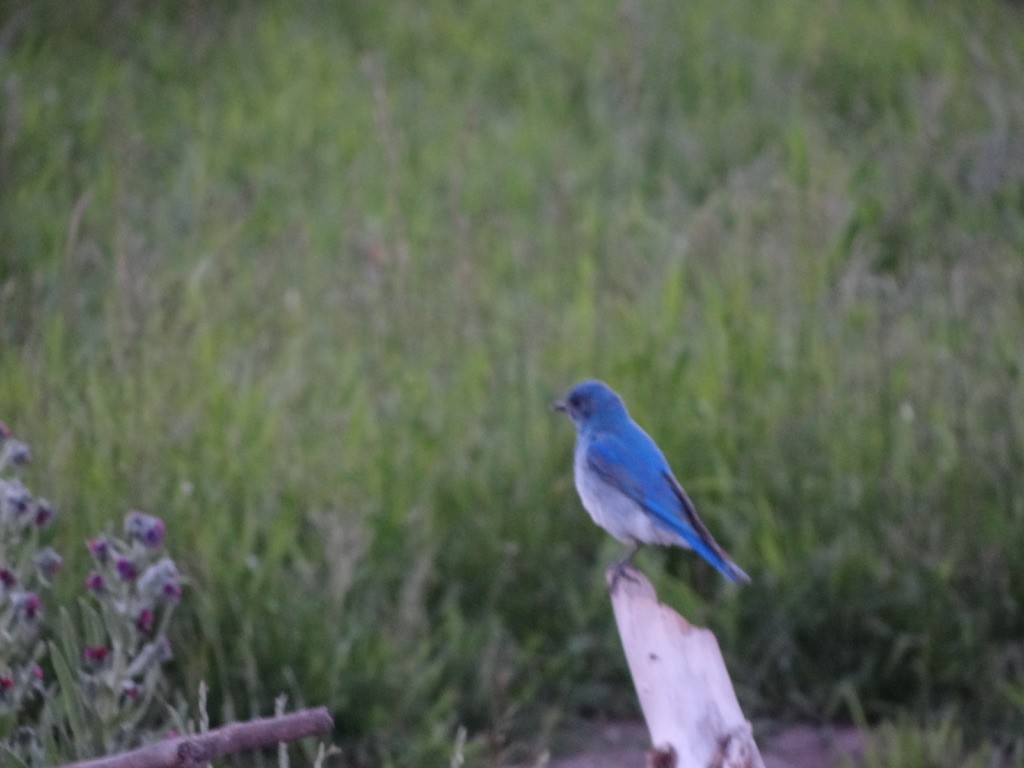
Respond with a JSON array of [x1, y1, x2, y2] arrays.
[[608, 560, 641, 593]]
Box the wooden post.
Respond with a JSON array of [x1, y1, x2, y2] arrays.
[[607, 566, 764, 768]]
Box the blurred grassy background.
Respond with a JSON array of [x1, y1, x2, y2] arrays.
[[2, 0, 1023, 764]]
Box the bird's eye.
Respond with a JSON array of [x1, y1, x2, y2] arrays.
[[568, 394, 581, 410]]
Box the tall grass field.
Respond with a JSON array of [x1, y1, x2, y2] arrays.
[[2, 0, 1024, 764]]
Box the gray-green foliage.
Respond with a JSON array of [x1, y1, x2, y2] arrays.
[[0, 429, 184, 764], [0, 434, 52, 763], [1, 0, 1023, 764], [856, 716, 1024, 768]]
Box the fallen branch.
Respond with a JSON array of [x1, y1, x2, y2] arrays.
[[607, 566, 764, 768], [60, 706, 334, 768]]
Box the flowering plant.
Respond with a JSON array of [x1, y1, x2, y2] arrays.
[[0, 423, 54, 754], [0, 422, 185, 765]]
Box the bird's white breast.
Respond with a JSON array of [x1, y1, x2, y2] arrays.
[[573, 444, 688, 548]]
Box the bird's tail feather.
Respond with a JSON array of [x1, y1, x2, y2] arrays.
[[656, 470, 751, 584], [649, 506, 751, 583], [686, 536, 751, 584]]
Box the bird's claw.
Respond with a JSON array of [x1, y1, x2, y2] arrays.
[[608, 561, 641, 593]]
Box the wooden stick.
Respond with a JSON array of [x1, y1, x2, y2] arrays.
[[607, 566, 764, 768], [60, 706, 334, 768]]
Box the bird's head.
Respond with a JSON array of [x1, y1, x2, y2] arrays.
[[552, 379, 628, 429]]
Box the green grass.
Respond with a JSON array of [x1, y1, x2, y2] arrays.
[[2, 0, 1024, 764]]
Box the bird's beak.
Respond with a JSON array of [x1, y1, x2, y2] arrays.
[[551, 398, 567, 413]]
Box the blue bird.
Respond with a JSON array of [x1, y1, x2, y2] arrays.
[[553, 379, 750, 585]]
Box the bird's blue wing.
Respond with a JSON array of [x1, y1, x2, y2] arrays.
[[584, 428, 668, 506], [586, 427, 750, 583]]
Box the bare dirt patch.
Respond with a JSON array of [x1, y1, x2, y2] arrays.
[[536, 720, 862, 768]]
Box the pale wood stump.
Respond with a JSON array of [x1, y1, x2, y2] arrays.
[[607, 565, 764, 768]]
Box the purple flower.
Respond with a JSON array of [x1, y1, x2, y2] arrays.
[[32, 664, 42, 681], [34, 499, 55, 528], [0, 568, 15, 588], [87, 536, 110, 564], [23, 593, 39, 619], [3, 439, 31, 467], [0, 421, 11, 439], [121, 681, 140, 702], [138, 558, 182, 604], [2, 479, 32, 517], [115, 557, 138, 582], [84, 571, 106, 593], [34, 547, 62, 577], [83, 645, 109, 665], [163, 582, 183, 601], [143, 517, 166, 547], [0, 676, 13, 692], [13, 592, 40, 621], [136, 608, 155, 634], [125, 511, 166, 548]]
